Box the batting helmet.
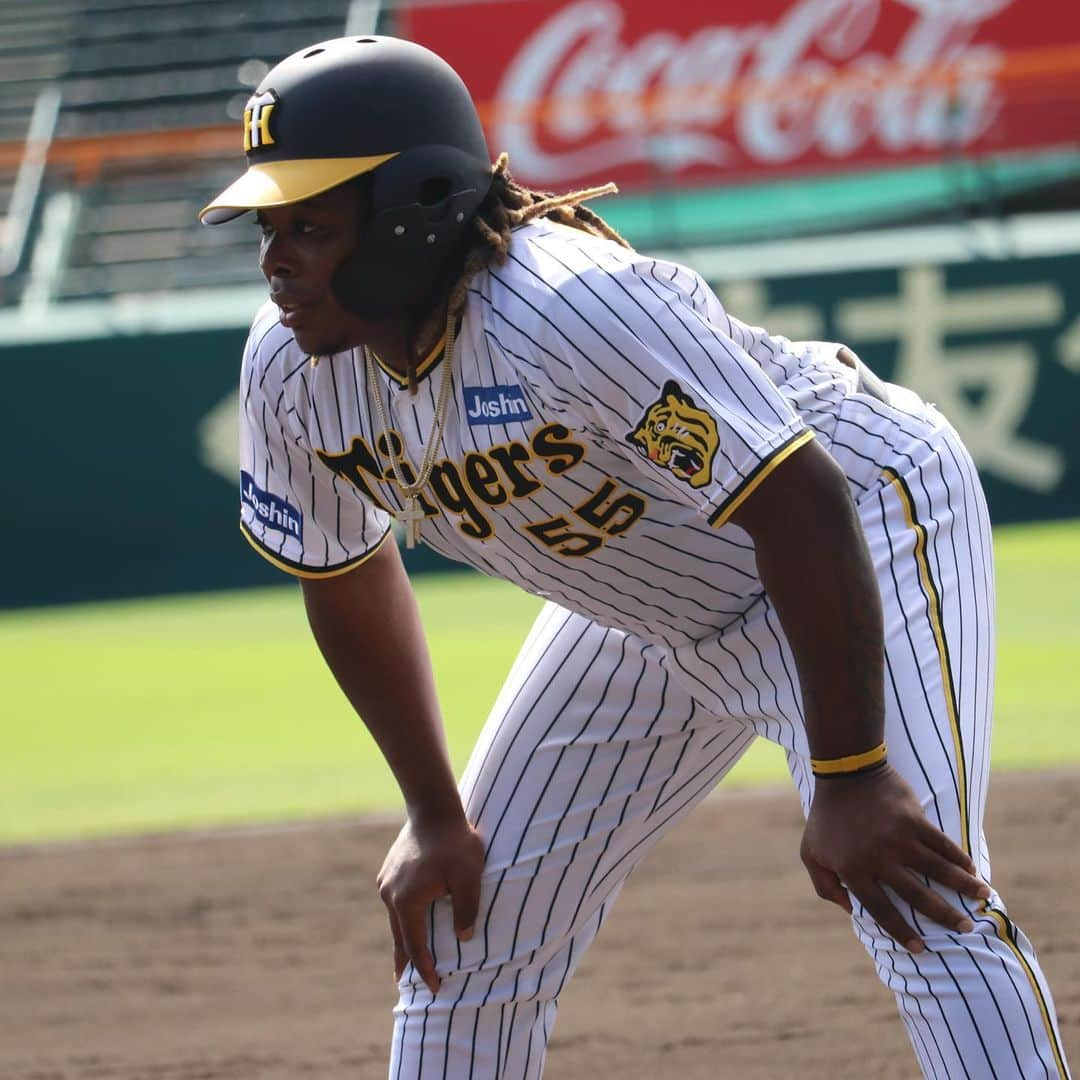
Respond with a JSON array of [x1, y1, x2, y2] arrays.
[[200, 35, 493, 318]]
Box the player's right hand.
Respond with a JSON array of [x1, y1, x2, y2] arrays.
[[377, 813, 485, 994]]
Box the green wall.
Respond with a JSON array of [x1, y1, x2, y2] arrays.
[[5, 329, 265, 607]]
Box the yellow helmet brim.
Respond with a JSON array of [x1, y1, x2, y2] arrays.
[[199, 153, 398, 224]]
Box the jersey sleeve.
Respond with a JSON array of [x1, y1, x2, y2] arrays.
[[520, 240, 813, 528], [238, 317, 392, 578]]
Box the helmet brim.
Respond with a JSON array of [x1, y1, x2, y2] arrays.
[[199, 153, 398, 224]]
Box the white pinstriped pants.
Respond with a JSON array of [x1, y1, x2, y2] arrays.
[[389, 412, 1070, 1079]]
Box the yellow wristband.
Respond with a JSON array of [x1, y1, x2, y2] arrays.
[[810, 741, 888, 776]]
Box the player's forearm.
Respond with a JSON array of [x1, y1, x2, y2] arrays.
[[731, 440, 885, 759], [300, 539, 465, 824]]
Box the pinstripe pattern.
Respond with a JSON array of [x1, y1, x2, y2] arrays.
[[389, 605, 755, 1079], [842, 417, 1068, 1079]]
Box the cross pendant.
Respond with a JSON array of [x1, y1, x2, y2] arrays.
[[397, 498, 426, 549]]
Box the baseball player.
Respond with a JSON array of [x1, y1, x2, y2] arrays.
[[201, 36, 1071, 1079]]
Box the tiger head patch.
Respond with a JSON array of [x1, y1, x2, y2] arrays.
[[626, 380, 719, 489]]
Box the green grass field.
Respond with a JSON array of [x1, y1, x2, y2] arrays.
[[2, 518, 1078, 845]]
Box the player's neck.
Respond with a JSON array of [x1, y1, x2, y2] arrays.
[[360, 299, 450, 375], [357, 320, 410, 373]]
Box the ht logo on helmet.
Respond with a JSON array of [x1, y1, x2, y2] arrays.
[[243, 91, 278, 152]]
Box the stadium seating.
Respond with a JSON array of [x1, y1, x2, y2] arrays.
[[60, 2, 352, 136], [59, 161, 258, 300], [0, 2, 78, 142], [0, 0, 356, 306]]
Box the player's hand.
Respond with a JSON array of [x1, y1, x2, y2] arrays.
[[800, 763, 991, 952], [377, 813, 485, 994]]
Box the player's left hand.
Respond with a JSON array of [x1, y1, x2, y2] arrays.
[[800, 763, 991, 951]]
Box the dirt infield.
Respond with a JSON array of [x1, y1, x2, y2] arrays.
[[3, 771, 1077, 1080]]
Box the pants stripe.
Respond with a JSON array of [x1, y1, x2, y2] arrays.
[[883, 453, 1068, 1079], [878, 491, 957, 838], [982, 902, 1071, 1079], [883, 465, 971, 857]]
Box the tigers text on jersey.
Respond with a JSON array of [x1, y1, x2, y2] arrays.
[[241, 218, 907, 649]]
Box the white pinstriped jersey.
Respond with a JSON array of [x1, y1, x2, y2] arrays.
[[240, 218, 896, 649]]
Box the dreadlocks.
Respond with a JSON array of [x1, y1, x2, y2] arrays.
[[405, 153, 630, 393]]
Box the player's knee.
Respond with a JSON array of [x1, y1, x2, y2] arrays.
[[395, 962, 560, 1016]]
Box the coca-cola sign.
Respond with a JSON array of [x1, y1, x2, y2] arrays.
[[399, 0, 1079, 191]]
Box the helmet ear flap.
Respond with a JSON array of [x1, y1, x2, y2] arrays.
[[331, 187, 482, 320], [331, 147, 492, 319]]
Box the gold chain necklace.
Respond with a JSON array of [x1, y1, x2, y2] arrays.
[[364, 314, 457, 549]]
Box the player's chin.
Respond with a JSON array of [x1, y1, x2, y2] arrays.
[[289, 322, 351, 358], [281, 298, 360, 356]]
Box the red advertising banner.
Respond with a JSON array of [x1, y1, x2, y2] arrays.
[[398, 0, 1080, 193]]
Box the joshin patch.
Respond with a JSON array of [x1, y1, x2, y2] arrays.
[[626, 381, 719, 489], [463, 384, 533, 425], [241, 470, 303, 540]]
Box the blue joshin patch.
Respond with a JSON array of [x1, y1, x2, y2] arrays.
[[463, 384, 534, 425], [241, 471, 303, 540]]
